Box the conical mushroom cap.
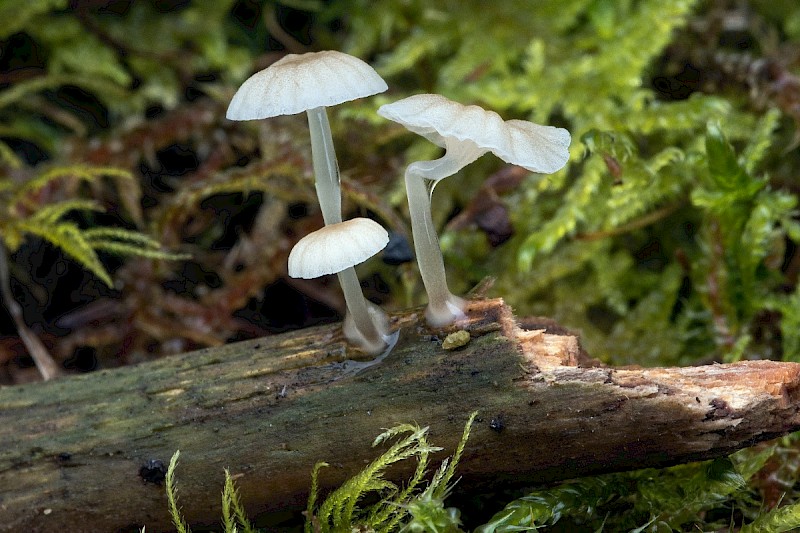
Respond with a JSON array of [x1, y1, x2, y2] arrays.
[[288, 218, 389, 279], [378, 94, 570, 174], [227, 51, 388, 120]]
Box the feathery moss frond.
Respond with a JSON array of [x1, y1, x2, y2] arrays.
[[740, 501, 800, 533], [165, 451, 192, 533], [313, 424, 437, 531], [222, 469, 255, 533], [432, 411, 477, 501], [308, 414, 476, 533], [157, 415, 477, 533], [742, 108, 782, 175]]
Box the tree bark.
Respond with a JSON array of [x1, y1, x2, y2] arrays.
[[1, 298, 799, 532]]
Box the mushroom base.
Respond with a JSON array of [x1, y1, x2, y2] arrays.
[[343, 300, 390, 356], [425, 293, 467, 328]]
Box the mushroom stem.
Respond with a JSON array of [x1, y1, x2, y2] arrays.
[[306, 106, 342, 225], [337, 267, 388, 355], [405, 145, 484, 326]]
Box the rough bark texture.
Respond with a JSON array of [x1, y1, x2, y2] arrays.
[[2, 298, 800, 532]]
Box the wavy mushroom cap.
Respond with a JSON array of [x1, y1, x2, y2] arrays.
[[226, 51, 388, 120], [377, 94, 571, 174], [288, 218, 389, 279]]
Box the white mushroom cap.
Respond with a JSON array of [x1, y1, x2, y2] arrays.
[[227, 51, 388, 120], [377, 94, 571, 174], [288, 218, 389, 279]]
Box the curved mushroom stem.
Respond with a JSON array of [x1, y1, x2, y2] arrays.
[[337, 267, 389, 355], [306, 106, 342, 225], [405, 141, 485, 327]]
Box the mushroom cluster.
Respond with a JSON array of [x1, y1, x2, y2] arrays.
[[377, 94, 571, 326], [227, 51, 571, 355], [227, 51, 392, 355]]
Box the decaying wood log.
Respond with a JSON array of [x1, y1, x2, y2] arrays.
[[1, 298, 799, 532]]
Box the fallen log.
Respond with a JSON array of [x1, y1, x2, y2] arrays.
[[1, 298, 799, 532]]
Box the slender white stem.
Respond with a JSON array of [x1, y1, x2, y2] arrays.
[[338, 267, 388, 355], [405, 142, 485, 326], [405, 168, 459, 325], [306, 106, 342, 225], [306, 107, 389, 353]]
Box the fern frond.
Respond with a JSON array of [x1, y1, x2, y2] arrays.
[[90, 241, 190, 261], [0, 74, 129, 112], [25, 199, 102, 226], [12, 165, 132, 206], [634, 457, 746, 528], [83, 227, 190, 261], [765, 285, 800, 361], [81, 227, 161, 247], [366, 428, 436, 531], [517, 159, 604, 270], [5, 200, 186, 286], [15, 219, 112, 286]]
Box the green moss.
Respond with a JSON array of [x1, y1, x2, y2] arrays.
[[161, 413, 477, 533]]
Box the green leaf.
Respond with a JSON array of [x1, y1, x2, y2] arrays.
[[16, 219, 112, 286], [0, 0, 68, 39], [705, 122, 749, 190]]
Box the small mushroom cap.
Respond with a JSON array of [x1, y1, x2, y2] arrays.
[[377, 94, 570, 174], [288, 218, 389, 279], [227, 51, 388, 120]]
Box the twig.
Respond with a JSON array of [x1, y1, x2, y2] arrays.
[[0, 241, 62, 380]]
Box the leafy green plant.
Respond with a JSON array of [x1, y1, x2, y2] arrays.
[[161, 412, 476, 533], [160, 421, 800, 533], [0, 165, 187, 287], [166, 451, 193, 533], [478, 447, 800, 532], [335, 0, 800, 370]]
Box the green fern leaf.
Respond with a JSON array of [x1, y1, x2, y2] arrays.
[[15, 219, 112, 286]]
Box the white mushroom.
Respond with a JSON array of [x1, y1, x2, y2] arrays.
[[227, 51, 388, 225], [377, 94, 571, 326], [288, 217, 390, 355]]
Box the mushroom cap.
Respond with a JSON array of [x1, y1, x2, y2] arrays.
[[377, 94, 571, 174], [226, 51, 388, 120], [288, 218, 389, 279]]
